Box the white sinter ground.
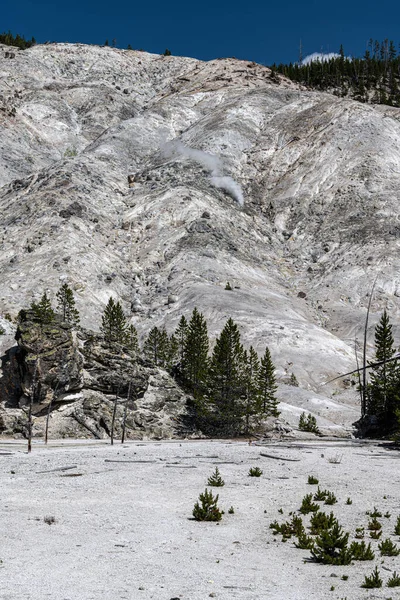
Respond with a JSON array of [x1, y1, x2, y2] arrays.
[[1, 438, 399, 600]]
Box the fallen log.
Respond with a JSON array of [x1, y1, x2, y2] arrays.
[[260, 452, 300, 462]]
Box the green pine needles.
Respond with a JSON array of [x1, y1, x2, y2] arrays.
[[56, 284, 80, 325], [298, 412, 320, 434], [361, 566, 382, 588], [192, 489, 222, 522], [248, 467, 263, 477], [311, 522, 352, 565], [207, 467, 225, 487]]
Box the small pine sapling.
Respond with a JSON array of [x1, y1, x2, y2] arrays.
[[324, 491, 338, 505], [207, 467, 225, 487], [387, 571, 400, 587], [309, 511, 337, 535], [228, 506, 234, 514], [361, 566, 382, 588], [378, 538, 400, 556], [311, 522, 352, 565], [294, 531, 315, 550], [307, 475, 319, 485], [368, 517, 382, 531], [368, 507, 382, 518], [248, 467, 262, 477], [193, 489, 222, 522], [299, 493, 319, 514], [314, 487, 329, 501], [346, 497, 353, 505], [355, 527, 365, 539], [384, 511, 391, 518], [349, 541, 375, 560], [370, 529, 382, 539]]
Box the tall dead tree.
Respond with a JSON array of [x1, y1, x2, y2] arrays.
[[362, 276, 378, 416], [121, 381, 132, 444], [110, 385, 119, 445], [28, 359, 38, 453]]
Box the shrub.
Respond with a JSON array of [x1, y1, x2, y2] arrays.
[[311, 522, 352, 565], [307, 475, 319, 485], [324, 491, 338, 505], [378, 538, 400, 556], [207, 467, 225, 487], [370, 529, 382, 539], [361, 566, 382, 588], [298, 412, 320, 434], [269, 515, 304, 539], [193, 489, 222, 521], [289, 373, 299, 386], [0, 325, 4, 335], [314, 487, 329, 501], [248, 467, 262, 477], [299, 493, 319, 514], [43, 516, 56, 525], [367, 506, 382, 518], [387, 571, 400, 587], [294, 531, 315, 549], [310, 511, 337, 535], [349, 541, 375, 560], [225, 282, 233, 291], [346, 497, 352, 505], [355, 527, 365, 539], [368, 517, 382, 531], [228, 506, 234, 514]]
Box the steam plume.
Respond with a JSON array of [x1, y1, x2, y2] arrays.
[[162, 140, 244, 206]]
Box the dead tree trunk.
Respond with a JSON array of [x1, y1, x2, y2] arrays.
[[362, 276, 378, 416], [110, 386, 119, 445], [28, 360, 38, 453], [121, 381, 131, 444]]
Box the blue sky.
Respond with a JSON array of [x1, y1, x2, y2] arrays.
[[3, 0, 400, 64]]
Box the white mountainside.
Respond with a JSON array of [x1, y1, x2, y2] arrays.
[[1, 42, 400, 431]]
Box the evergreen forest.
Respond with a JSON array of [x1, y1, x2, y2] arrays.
[[272, 40, 400, 107]]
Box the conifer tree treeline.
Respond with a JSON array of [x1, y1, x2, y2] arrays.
[[273, 40, 400, 107], [0, 31, 36, 49], [21, 290, 280, 435]]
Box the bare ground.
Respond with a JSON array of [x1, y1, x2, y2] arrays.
[[1, 438, 399, 600]]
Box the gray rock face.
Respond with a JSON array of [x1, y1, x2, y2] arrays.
[[1, 43, 400, 429], [0, 315, 196, 440]]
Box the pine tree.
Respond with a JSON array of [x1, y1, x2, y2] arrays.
[[242, 346, 261, 434], [56, 283, 80, 325], [175, 315, 188, 366], [101, 297, 127, 344], [367, 310, 400, 431], [182, 308, 209, 398], [166, 333, 179, 370], [207, 318, 245, 434], [143, 326, 169, 367], [31, 292, 55, 325], [258, 347, 280, 417], [126, 324, 139, 356]]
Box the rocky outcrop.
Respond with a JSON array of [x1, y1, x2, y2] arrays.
[[0, 314, 197, 440]]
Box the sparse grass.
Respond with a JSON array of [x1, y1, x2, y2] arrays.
[[248, 467, 262, 477], [327, 453, 343, 464]]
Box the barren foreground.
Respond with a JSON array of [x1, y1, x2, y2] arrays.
[[1, 439, 399, 600]]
